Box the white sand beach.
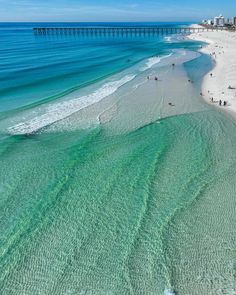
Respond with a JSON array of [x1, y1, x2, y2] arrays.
[[189, 26, 236, 117]]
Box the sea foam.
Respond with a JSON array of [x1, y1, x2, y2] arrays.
[[164, 36, 172, 42], [140, 53, 172, 71], [8, 75, 136, 135]]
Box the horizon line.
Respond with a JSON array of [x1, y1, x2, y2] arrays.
[[0, 20, 199, 23]]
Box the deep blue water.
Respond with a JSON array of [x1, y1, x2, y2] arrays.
[[0, 22, 195, 113]]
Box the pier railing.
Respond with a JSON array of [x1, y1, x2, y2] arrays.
[[33, 26, 232, 36]]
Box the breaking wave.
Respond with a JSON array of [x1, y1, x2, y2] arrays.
[[8, 75, 136, 135], [140, 53, 172, 71]]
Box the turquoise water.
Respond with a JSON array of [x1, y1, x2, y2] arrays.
[[0, 23, 236, 295]]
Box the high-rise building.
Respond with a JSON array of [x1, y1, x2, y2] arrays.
[[214, 14, 225, 27], [233, 17, 236, 26]]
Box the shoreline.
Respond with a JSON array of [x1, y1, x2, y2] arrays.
[[188, 25, 236, 119]]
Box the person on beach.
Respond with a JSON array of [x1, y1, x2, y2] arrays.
[[210, 73, 213, 77], [155, 76, 158, 81], [224, 101, 227, 106], [219, 100, 222, 106]]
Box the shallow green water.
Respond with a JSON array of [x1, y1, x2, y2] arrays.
[[1, 108, 236, 294], [1, 23, 236, 295]]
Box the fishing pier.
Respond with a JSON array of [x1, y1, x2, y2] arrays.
[[33, 26, 230, 36]]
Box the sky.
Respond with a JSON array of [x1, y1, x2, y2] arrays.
[[0, 0, 236, 22]]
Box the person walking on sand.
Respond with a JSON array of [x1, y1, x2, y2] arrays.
[[219, 99, 222, 106]]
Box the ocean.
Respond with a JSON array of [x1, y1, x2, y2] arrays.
[[0, 22, 236, 295]]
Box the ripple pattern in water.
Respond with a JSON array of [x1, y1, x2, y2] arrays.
[[1, 22, 236, 295], [1, 109, 236, 294]]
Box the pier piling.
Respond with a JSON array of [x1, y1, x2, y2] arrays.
[[33, 26, 232, 37]]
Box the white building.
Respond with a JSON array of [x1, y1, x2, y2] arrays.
[[233, 17, 236, 26], [214, 15, 225, 27], [202, 19, 213, 25]]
